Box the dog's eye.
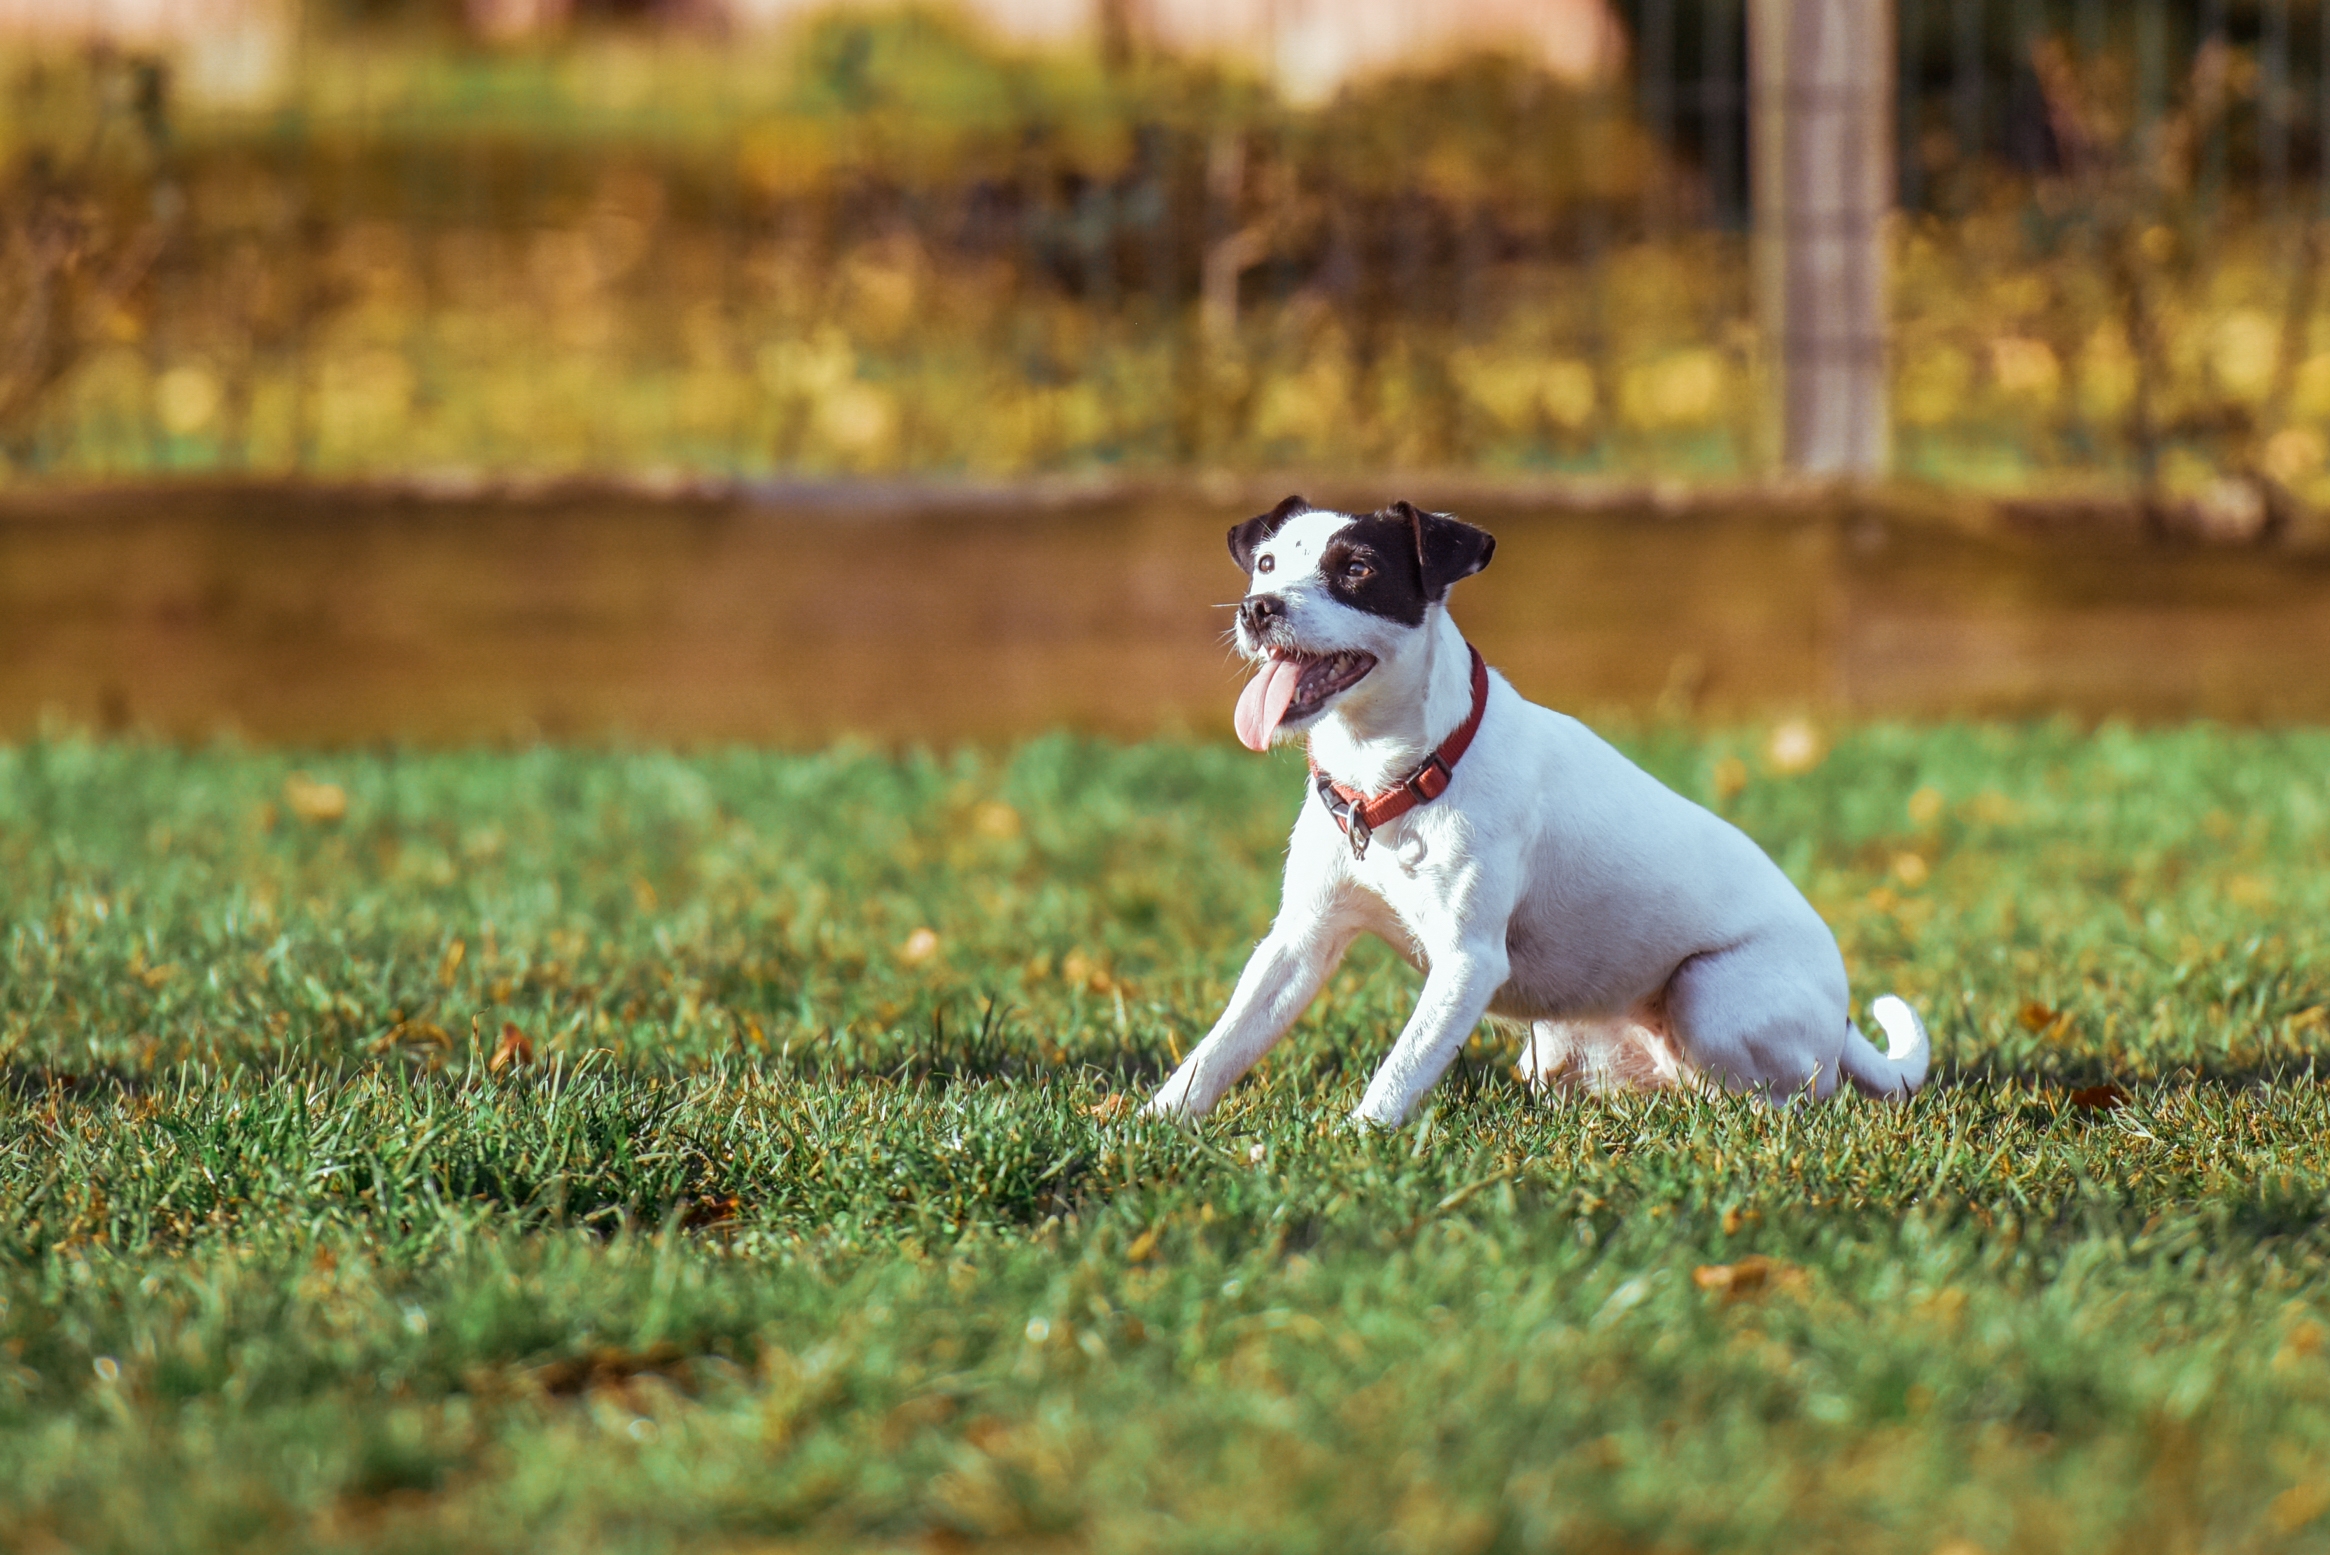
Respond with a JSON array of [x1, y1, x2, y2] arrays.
[[1343, 559, 1372, 581], [1257, 554, 1275, 574]]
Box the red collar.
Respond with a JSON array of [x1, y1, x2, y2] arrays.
[[1308, 644, 1489, 859]]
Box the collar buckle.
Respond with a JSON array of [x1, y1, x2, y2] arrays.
[[1403, 754, 1453, 805]]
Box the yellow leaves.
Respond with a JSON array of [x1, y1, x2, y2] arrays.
[[1618, 348, 1727, 430], [2066, 1082, 2127, 1112], [1123, 1225, 1160, 1262], [2209, 307, 2281, 402], [1448, 350, 1597, 432], [437, 939, 466, 988], [2263, 426, 2326, 485], [1891, 853, 1931, 889], [1988, 336, 2061, 400], [2077, 321, 2140, 419], [154, 363, 222, 436], [282, 772, 347, 824], [738, 119, 835, 197], [1898, 343, 1972, 426], [1083, 1094, 1133, 1123]]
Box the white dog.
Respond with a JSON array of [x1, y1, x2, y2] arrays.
[[1148, 496, 1930, 1129]]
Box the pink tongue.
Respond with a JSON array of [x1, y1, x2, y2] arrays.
[[1234, 658, 1305, 752]]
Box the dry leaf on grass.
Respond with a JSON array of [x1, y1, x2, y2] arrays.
[[1692, 1254, 1807, 1301], [2068, 1082, 2128, 1112], [370, 1020, 451, 1054], [490, 1022, 533, 1074], [1084, 1094, 1133, 1122], [282, 772, 347, 824], [531, 1342, 688, 1397]]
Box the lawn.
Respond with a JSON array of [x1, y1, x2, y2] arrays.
[[5, 722, 2330, 1551]]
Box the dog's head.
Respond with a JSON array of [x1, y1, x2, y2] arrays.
[[1226, 494, 1495, 750]]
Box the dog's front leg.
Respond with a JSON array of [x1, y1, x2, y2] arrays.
[[1146, 911, 1357, 1121], [1351, 934, 1510, 1129]]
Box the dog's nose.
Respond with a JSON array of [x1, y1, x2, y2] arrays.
[[1239, 594, 1287, 635]]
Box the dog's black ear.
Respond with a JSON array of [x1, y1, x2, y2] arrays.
[[1389, 500, 1496, 599], [1228, 493, 1310, 573]]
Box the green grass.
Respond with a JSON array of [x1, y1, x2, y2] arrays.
[[6, 722, 2330, 1552]]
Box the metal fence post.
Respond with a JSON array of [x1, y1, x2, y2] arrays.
[[1751, 0, 1894, 478]]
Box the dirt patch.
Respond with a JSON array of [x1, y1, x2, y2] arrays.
[[6, 482, 2330, 744]]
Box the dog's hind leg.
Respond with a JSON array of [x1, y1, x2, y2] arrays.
[[1662, 930, 1852, 1102], [1148, 913, 1360, 1120]]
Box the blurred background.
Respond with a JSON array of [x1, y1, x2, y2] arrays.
[[7, 0, 2330, 742]]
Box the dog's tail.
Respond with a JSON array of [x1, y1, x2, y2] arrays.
[[1838, 995, 1930, 1100]]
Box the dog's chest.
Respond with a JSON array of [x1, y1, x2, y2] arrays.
[[1333, 811, 1472, 946]]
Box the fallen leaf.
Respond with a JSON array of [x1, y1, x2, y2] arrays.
[[2018, 1000, 2058, 1032], [532, 1342, 687, 1397], [1084, 1094, 1133, 1122], [438, 939, 466, 988], [1124, 1226, 1160, 1262], [2270, 1481, 2330, 1534], [1692, 1254, 1805, 1301], [282, 772, 347, 824], [490, 1022, 533, 1074], [2068, 1082, 2127, 1112], [1061, 947, 1114, 993], [681, 1193, 740, 1228]]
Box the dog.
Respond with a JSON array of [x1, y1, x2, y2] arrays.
[[1147, 495, 1929, 1129]]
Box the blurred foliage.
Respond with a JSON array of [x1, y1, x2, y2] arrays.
[[3, 14, 2330, 511]]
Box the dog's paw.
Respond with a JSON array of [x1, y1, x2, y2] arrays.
[[1141, 1089, 1202, 1125], [1345, 1108, 1400, 1134]]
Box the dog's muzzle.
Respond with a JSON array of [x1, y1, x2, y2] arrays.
[[1237, 593, 1289, 647]]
